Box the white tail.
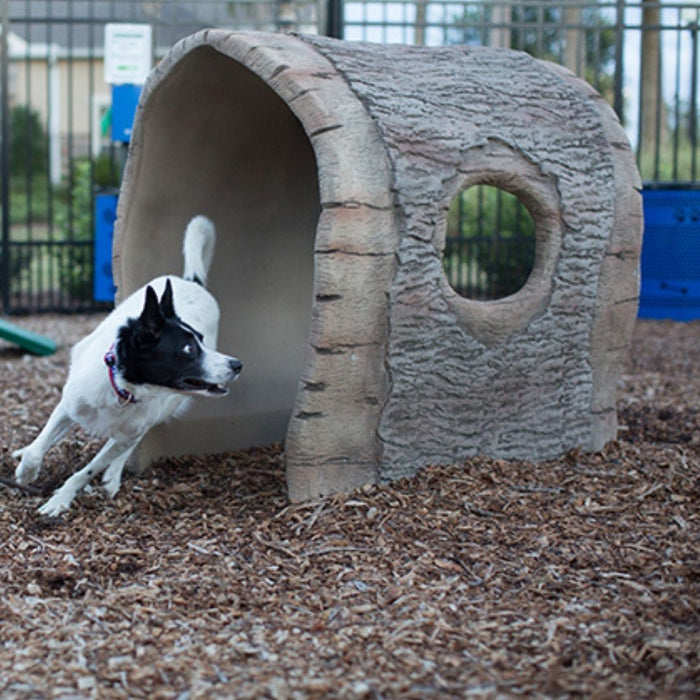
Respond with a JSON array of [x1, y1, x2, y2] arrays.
[[182, 215, 216, 287]]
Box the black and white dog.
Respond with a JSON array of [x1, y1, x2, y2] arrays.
[[13, 215, 242, 516]]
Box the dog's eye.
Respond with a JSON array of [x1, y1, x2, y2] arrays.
[[182, 343, 195, 355]]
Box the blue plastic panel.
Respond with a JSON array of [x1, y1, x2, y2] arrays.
[[639, 189, 700, 321], [94, 193, 118, 302], [111, 83, 141, 142]]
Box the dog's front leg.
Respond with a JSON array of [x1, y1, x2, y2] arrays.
[[13, 399, 74, 485], [38, 439, 137, 517], [101, 445, 139, 498]]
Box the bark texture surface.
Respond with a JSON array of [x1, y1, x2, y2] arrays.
[[302, 36, 642, 481]]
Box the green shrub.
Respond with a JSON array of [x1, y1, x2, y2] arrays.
[[0, 246, 33, 286], [10, 106, 48, 177], [93, 152, 122, 188], [54, 159, 94, 300], [50, 154, 121, 300], [9, 174, 52, 224]]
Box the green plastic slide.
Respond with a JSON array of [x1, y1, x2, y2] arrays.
[[0, 318, 56, 356]]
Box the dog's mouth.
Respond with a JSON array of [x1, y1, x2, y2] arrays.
[[181, 378, 229, 396]]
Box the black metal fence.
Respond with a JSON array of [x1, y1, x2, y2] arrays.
[[1, 0, 698, 312], [340, 1, 699, 183]]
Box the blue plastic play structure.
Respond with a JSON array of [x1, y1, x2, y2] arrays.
[[639, 188, 700, 321], [94, 192, 118, 302]]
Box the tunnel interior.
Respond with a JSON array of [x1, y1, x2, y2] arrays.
[[117, 45, 320, 463]]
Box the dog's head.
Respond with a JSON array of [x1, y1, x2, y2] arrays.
[[116, 279, 242, 396]]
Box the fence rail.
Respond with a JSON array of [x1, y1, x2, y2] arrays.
[[1, 0, 698, 313]]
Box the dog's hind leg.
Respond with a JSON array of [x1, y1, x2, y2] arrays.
[[38, 439, 137, 517], [13, 400, 74, 485]]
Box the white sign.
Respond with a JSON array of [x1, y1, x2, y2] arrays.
[[104, 23, 152, 85]]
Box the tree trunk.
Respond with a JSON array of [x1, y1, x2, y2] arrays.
[[489, 2, 511, 49], [563, 5, 583, 75], [639, 0, 664, 168], [414, 0, 428, 46]]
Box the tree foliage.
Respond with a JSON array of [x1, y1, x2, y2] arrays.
[[9, 106, 48, 177]]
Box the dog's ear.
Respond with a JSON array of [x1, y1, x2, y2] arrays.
[[159, 278, 176, 319], [138, 285, 165, 338]]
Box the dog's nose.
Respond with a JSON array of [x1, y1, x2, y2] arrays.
[[229, 358, 243, 376]]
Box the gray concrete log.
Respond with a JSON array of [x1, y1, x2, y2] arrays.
[[113, 31, 642, 499]]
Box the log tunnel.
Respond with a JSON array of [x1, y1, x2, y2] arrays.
[[113, 31, 643, 501]]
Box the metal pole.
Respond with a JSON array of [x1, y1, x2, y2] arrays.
[[1, 0, 10, 312], [325, 0, 343, 39], [690, 20, 698, 181], [613, 0, 625, 122]]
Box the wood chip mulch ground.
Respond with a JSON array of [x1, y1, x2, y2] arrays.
[[0, 315, 698, 699]]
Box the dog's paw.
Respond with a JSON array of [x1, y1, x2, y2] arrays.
[[101, 474, 122, 499], [38, 493, 72, 518], [14, 450, 42, 485]]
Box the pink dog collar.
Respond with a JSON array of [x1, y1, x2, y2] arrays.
[[104, 344, 137, 405]]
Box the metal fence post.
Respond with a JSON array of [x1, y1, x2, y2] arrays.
[[1, 0, 9, 312], [326, 0, 343, 38], [690, 19, 698, 180], [613, 0, 625, 121]]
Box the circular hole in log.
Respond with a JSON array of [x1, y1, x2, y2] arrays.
[[443, 184, 536, 300]]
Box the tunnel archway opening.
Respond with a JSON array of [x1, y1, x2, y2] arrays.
[[117, 46, 320, 462]]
